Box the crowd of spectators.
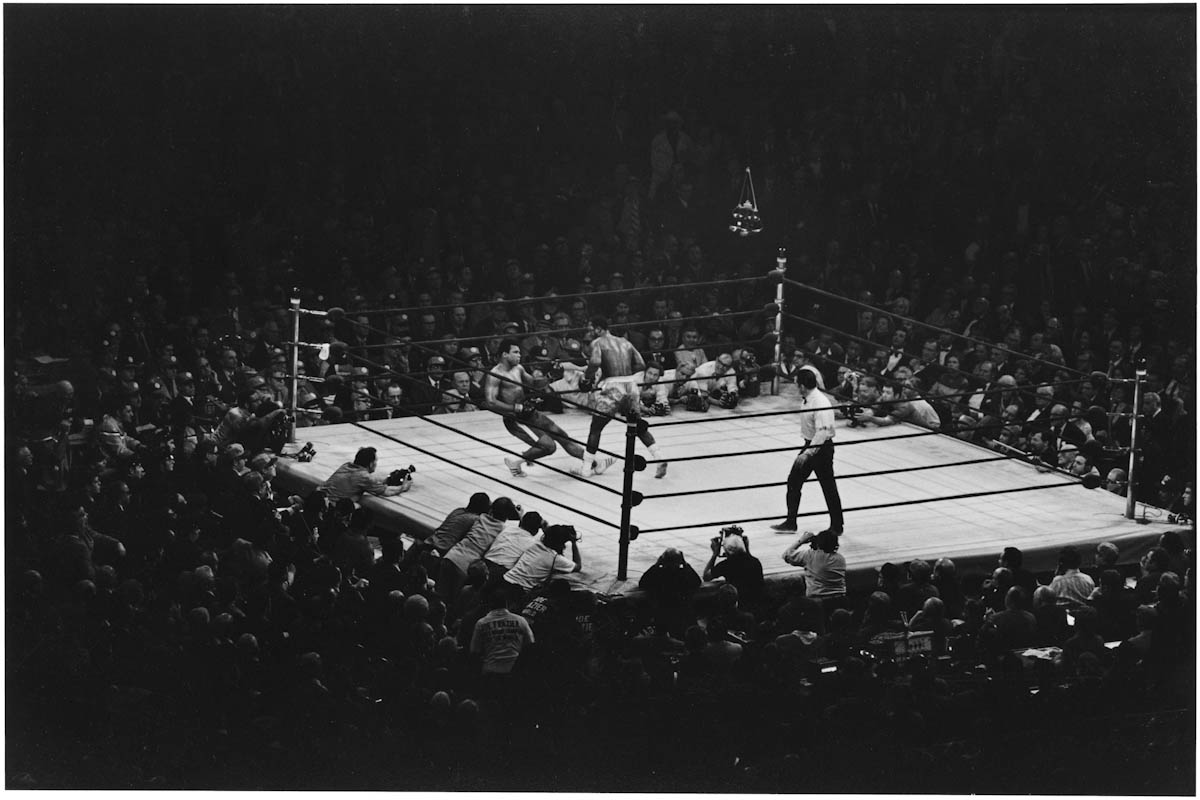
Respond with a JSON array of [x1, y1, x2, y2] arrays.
[[6, 5, 1195, 791], [8, 441, 1196, 791]]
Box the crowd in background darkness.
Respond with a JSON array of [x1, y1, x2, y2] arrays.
[[5, 6, 1196, 791]]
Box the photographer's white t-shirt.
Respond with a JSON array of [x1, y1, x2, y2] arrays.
[[503, 541, 575, 589]]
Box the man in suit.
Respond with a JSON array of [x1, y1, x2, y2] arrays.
[[1138, 392, 1175, 499], [642, 327, 676, 371], [673, 327, 708, 372], [406, 354, 449, 416], [169, 372, 200, 431], [880, 329, 911, 378]]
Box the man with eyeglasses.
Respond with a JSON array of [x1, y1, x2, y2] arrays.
[[643, 327, 676, 370], [1103, 467, 1128, 497]]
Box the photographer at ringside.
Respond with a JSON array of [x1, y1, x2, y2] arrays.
[[837, 373, 883, 425], [319, 446, 414, 503], [702, 525, 763, 604], [847, 377, 941, 431], [501, 523, 582, 599], [781, 528, 847, 606]]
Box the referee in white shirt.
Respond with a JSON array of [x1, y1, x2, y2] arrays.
[[772, 370, 844, 535]]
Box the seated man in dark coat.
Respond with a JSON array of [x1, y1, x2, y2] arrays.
[[639, 547, 701, 634]]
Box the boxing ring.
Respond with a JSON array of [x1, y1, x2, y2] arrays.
[[274, 397, 1174, 594], [274, 252, 1188, 594]]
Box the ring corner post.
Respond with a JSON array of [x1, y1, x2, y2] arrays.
[[288, 290, 301, 445], [1125, 368, 1147, 520], [772, 247, 787, 395], [617, 417, 638, 582]]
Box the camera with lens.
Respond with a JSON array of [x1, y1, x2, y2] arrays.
[[386, 464, 417, 485], [710, 386, 740, 410], [683, 390, 710, 413], [846, 403, 864, 427], [713, 524, 747, 552], [296, 442, 317, 462]]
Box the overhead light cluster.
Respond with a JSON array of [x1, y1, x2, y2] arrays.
[[729, 166, 764, 237]]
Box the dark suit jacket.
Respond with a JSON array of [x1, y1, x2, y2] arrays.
[[405, 376, 446, 416]]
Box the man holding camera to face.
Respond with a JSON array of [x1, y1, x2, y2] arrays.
[[703, 526, 763, 603], [502, 523, 582, 597]]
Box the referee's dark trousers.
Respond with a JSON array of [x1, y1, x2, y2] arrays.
[[785, 440, 843, 531]]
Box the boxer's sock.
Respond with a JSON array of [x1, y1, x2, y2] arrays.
[[649, 444, 668, 478]]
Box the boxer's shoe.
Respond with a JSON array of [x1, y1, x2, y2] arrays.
[[504, 457, 527, 477], [655, 461, 669, 479], [593, 456, 617, 475]]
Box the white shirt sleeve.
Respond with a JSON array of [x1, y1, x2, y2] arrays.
[[655, 373, 672, 405], [814, 393, 837, 434]]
